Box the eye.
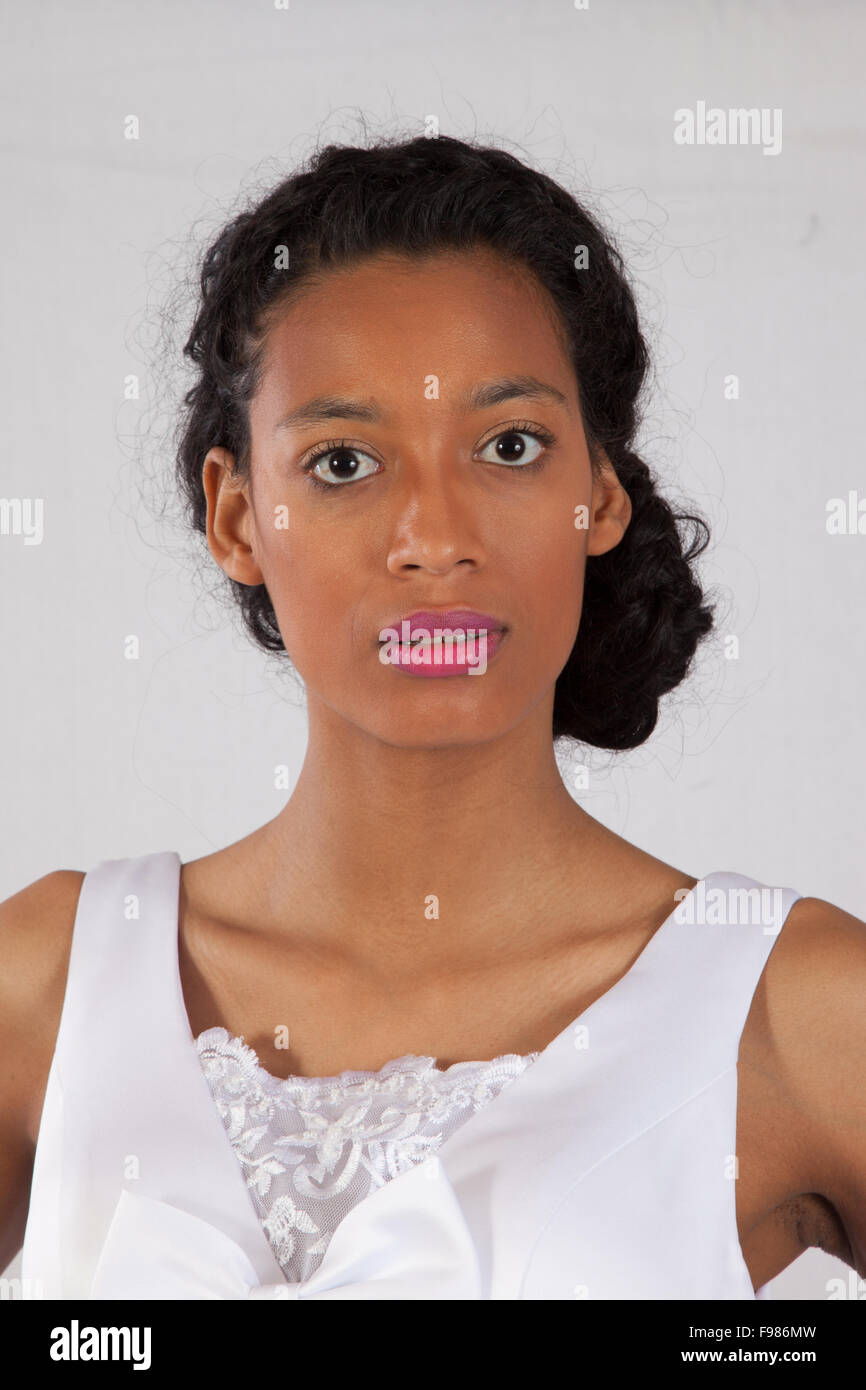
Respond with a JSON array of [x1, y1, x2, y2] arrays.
[[302, 441, 381, 488], [476, 423, 556, 468]]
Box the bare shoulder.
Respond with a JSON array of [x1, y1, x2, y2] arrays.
[[0, 868, 85, 1269], [755, 893, 866, 1074], [0, 869, 86, 1141], [746, 892, 866, 1275]]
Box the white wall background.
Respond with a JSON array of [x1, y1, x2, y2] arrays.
[[1, 0, 863, 1300]]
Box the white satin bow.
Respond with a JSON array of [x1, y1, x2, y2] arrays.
[[90, 1158, 484, 1300]]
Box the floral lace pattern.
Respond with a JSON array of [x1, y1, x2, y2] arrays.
[[195, 1026, 539, 1285]]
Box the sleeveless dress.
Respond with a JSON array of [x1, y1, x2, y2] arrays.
[[20, 850, 802, 1300]]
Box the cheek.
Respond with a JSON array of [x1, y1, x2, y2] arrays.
[[512, 522, 586, 637], [256, 512, 364, 669]]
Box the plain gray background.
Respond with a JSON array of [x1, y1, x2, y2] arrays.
[[2, 0, 863, 1300]]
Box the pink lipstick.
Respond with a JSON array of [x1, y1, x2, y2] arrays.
[[377, 609, 507, 678]]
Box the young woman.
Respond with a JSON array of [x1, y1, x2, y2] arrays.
[[3, 134, 864, 1300]]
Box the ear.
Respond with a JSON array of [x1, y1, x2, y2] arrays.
[[585, 449, 632, 557], [202, 448, 265, 586]]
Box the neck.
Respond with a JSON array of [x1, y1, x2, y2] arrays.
[[249, 699, 616, 963]]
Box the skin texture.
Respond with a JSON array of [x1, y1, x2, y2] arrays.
[[201, 248, 640, 969], [1, 248, 864, 1293]]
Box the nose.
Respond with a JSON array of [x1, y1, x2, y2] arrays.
[[385, 470, 488, 577]]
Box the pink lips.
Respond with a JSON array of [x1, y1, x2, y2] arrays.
[[378, 609, 507, 678], [397, 610, 504, 635]]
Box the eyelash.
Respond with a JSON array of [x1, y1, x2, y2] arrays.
[[299, 420, 558, 493]]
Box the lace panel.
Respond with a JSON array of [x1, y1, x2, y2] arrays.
[[195, 1026, 539, 1284]]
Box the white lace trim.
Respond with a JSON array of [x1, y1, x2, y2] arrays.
[[194, 1025, 539, 1284]]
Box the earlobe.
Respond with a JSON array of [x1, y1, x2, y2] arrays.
[[202, 448, 264, 586]]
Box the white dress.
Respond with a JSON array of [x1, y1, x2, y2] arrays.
[[21, 851, 801, 1300]]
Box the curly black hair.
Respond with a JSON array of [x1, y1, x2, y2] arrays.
[[175, 132, 715, 751]]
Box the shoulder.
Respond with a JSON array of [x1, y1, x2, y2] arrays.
[[753, 892, 866, 1274], [760, 894, 866, 1058], [0, 869, 84, 1267], [0, 869, 86, 1140]]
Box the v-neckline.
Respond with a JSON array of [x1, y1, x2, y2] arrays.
[[167, 852, 710, 1285]]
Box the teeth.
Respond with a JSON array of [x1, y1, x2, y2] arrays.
[[379, 628, 486, 645]]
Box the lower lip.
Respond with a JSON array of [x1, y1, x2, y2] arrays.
[[381, 628, 506, 678]]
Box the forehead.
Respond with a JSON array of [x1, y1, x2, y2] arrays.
[[251, 248, 576, 422]]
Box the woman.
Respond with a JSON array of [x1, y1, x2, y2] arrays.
[[3, 133, 864, 1300]]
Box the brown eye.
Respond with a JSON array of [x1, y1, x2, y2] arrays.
[[477, 425, 556, 467], [303, 444, 381, 487]]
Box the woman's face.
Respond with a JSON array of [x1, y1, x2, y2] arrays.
[[204, 247, 631, 749]]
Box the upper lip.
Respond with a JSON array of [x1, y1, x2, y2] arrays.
[[380, 608, 506, 635]]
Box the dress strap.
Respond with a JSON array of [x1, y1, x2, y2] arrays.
[[650, 870, 803, 1078], [22, 850, 287, 1297]]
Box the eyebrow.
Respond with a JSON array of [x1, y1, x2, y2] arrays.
[[273, 375, 571, 433]]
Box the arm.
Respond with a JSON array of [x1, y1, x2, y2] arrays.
[[761, 894, 866, 1278], [0, 870, 84, 1271]]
